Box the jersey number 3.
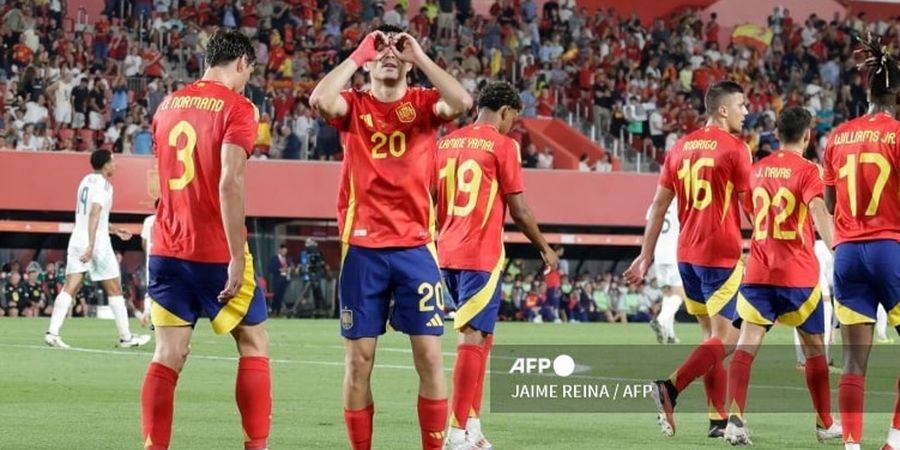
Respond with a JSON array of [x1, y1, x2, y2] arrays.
[[168, 121, 198, 190]]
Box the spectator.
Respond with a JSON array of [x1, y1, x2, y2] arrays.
[[132, 121, 153, 155], [291, 104, 317, 159], [521, 143, 539, 168], [88, 80, 108, 131], [48, 71, 76, 129], [23, 94, 49, 125], [536, 146, 554, 169], [15, 124, 40, 151], [267, 244, 293, 317], [124, 46, 144, 77], [71, 77, 90, 129], [577, 153, 591, 171], [595, 153, 613, 172]]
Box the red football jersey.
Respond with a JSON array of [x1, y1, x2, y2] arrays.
[[823, 112, 900, 246], [151, 80, 258, 263], [659, 125, 752, 268], [435, 124, 525, 272], [330, 87, 446, 248], [744, 151, 823, 287]]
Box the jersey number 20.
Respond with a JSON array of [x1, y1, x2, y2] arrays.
[[168, 121, 198, 190]]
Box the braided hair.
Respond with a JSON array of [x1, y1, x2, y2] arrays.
[[855, 32, 900, 105]]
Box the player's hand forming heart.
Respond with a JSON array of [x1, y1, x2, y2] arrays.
[[219, 257, 245, 303], [623, 254, 651, 285], [391, 33, 425, 65], [350, 30, 388, 66]]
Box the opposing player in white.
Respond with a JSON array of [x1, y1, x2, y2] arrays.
[[136, 203, 157, 327], [648, 199, 683, 344], [44, 150, 151, 349], [795, 240, 837, 368]]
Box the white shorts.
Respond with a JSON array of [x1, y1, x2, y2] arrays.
[[88, 111, 104, 131], [66, 244, 120, 282], [654, 263, 683, 288], [55, 105, 72, 124], [438, 12, 455, 29], [73, 112, 86, 129]]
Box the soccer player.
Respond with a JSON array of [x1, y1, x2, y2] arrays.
[[140, 30, 271, 450], [309, 25, 472, 450], [648, 199, 683, 344], [44, 149, 150, 349], [137, 200, 157, 327], [436, 81, 558, 450], [624, 80, 751, 438], [722, 106, 842, 445], [822, 34, 900, 450]]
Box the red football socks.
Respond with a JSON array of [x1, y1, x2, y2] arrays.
[[726, 349, 754, 419], [705, 358, 728, 420], [344, 403, 374, 450], [141, 362, 178, 450], [839, 374, 866, 443], [236, 357, 271, 450], [671, 337, 726, 393], [804, 355, 834, 429], [418, 396, 448, 450], [893, 376, 900, 429], [471, 334, 494, 417], [451, 344, 484, 429]]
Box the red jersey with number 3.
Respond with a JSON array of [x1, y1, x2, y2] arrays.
[[659, 125, 752, 268], [436, 124, 525, 272], [151, 80, 259, 263], [330, 87, 446, 248], [823, 112, 900, 246], [744, 151, 823, 287]]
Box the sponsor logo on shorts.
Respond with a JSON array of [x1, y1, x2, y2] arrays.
[[341, 309, 354, 330]]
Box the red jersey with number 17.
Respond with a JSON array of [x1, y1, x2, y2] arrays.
[[823, 112, 900, 246], [659, 125, 752, 268], [744, 151, 823, 287], [436, 124, 525, 272], [330, 87, 447, 248], [151, 80, 259, 263]]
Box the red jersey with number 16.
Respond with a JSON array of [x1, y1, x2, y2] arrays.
[[744, 151, 823, 287], [823, 112, 900, 246], [151, 80, 259, 263], [436, 124, 525, 272], [330, 87, 447, 248], [659, 125, 752, 268]]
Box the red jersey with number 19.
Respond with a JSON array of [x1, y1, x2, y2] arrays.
[[823, 112, 900, 246], [744, 151, 823, 287], [436, 124, 525, 272], [151, 80, 259, 263], [659, 125, 752, 268], [330, 87, 447, 248]]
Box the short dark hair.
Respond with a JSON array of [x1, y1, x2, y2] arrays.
[[857, 33, 900, 105], [776, 106, 812, 144], [477, 81, 522, 112], [90, 149, 112, 170], [704, 80, 744, 113], [375, 24, 404, 34], [206, 29, 255, 68]]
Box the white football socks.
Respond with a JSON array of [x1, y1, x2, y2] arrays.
[[887, 427, 900, 448], [108, 295, 132, 341], [47, 291, 73, 336]]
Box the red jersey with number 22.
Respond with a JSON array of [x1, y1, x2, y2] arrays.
[[330, 87, 446, 248], [436, 124, 525, 272], [823, 112, 900, 246], [659, 125, 752, 268], [744, 151, 823, 287], [151, 80, 258, 263]]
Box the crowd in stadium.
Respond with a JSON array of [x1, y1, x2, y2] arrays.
[[3, 0, 897, 167]]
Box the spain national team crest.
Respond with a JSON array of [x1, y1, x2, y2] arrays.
[[396, 102, 416, 123], [341, 309, 354, 330]]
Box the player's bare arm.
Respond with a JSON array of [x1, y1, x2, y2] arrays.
[[823, 185, 837, 215], [81, 203, 102, 263], [507, 193, 558, 270], [309, 31, 387, 120], [392, 33, 473, 119], [809, 197, 835, 250], [218, 143, 248, 303], [624, 186, 676, 284]]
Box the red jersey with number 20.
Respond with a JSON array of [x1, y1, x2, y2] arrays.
[[823, 112, 900, 246], [436, 124, 525, 272], [151, 80, 258, 263], [659, 125, 752, 268], [330, 87, 446, 248], [744, 151, 823, 287]]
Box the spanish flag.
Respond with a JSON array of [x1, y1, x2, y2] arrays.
[[731, 24, 774, 52]]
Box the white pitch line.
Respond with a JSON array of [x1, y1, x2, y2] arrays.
[[2, 343, 894, 396]]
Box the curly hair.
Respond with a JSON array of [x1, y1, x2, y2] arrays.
[[855, 32, 900, 104], [477, 81, 522, 112], [206, 28, 255, 68]]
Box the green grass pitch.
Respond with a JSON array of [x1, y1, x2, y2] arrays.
[[0, 318, 894, 449]]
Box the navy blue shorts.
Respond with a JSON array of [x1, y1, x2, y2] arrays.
[[678, 261, 742, 319], [148, 249, 267, 335], [339, 244, 444, 338], [737, 284, 824, 334], [833, 240, 900, 326], [443, 267, 503, 334]]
